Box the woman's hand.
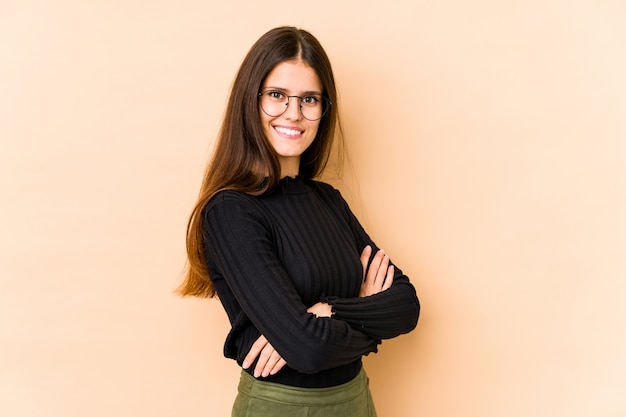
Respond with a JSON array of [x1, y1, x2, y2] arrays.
[[243, 335, 287, 378], [242, 303, 332, 377], [359, 245, 394, 297]]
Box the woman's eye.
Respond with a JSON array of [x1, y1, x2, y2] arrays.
[[268, 91, 284, 100], [302, 96, 319, 105]]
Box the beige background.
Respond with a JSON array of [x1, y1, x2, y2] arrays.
[[2, 1, 625, 416]]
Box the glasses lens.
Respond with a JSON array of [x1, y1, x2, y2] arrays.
[[301, 97, 324, 121], [260, 92, 286, 117], [259, 92, 329, 121]]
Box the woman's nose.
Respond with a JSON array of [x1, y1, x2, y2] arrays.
[[282, 96, 302, 120]]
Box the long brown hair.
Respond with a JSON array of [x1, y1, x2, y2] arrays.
[[178, 26, 343, 298]]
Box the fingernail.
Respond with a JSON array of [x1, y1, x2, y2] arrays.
[[365, 245, 372, 251], [254, 370, 260, 378], [242, 361, 249, 369]]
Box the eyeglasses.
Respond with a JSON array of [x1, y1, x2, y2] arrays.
[[258, 90, 331, 121]]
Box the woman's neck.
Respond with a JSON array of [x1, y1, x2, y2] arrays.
[[279, 158, 300, 179]]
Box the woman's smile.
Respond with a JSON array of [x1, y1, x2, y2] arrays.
[[273, 125, 305, 138]]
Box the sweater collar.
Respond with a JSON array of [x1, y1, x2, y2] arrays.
[[277, 176, 311, 195]]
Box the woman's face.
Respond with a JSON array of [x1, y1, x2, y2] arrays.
[[259, 59, 322, 177]]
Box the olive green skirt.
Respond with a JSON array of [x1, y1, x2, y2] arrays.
[[231, 367, 377, 417]]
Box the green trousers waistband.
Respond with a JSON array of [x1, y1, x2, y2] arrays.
[[237, 367, 370, 406]]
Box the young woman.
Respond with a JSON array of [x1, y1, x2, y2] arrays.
[[179, 26, 420, 417]]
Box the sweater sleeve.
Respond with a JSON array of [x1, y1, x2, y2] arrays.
[[317, 185, 421, 340], [203, 192, 380, 374]]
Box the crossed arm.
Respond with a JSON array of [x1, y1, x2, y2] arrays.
[[243, 245, 394, 378], [204, 189, 419, 376]]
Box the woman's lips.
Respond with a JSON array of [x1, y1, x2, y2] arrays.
[[273, 125, 304, 138]]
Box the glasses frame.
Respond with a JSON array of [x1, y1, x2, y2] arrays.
[[258, 91, 331, 121]]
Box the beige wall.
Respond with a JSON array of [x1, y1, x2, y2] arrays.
[[2, 1, 625, 416]]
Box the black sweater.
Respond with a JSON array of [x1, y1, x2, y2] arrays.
[[202, 176, 420, 388]]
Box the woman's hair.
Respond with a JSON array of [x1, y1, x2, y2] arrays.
[[178, 26, 343, 298]]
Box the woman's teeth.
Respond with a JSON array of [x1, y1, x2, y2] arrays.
[[275, 126, 302, 136]]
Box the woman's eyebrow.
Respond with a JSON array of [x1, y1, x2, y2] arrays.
[[263, 86, 323, 95]]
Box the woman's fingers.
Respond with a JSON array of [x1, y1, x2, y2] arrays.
[[256, 347, 275, 377], [382, 265, 394, 291], [243, 334, 268, 370], [254, 342, 274, 378], [366, 249, 384, 284], [360, 246, 395, 297], [270, 358, 287, 376], [243, 334, 286, 378], [360, 245, 372, 280], [366, 249, 388, 288], [372, 252, 389, 287]]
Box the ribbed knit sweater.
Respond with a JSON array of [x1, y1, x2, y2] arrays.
[[202, 176, 420, 388]]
